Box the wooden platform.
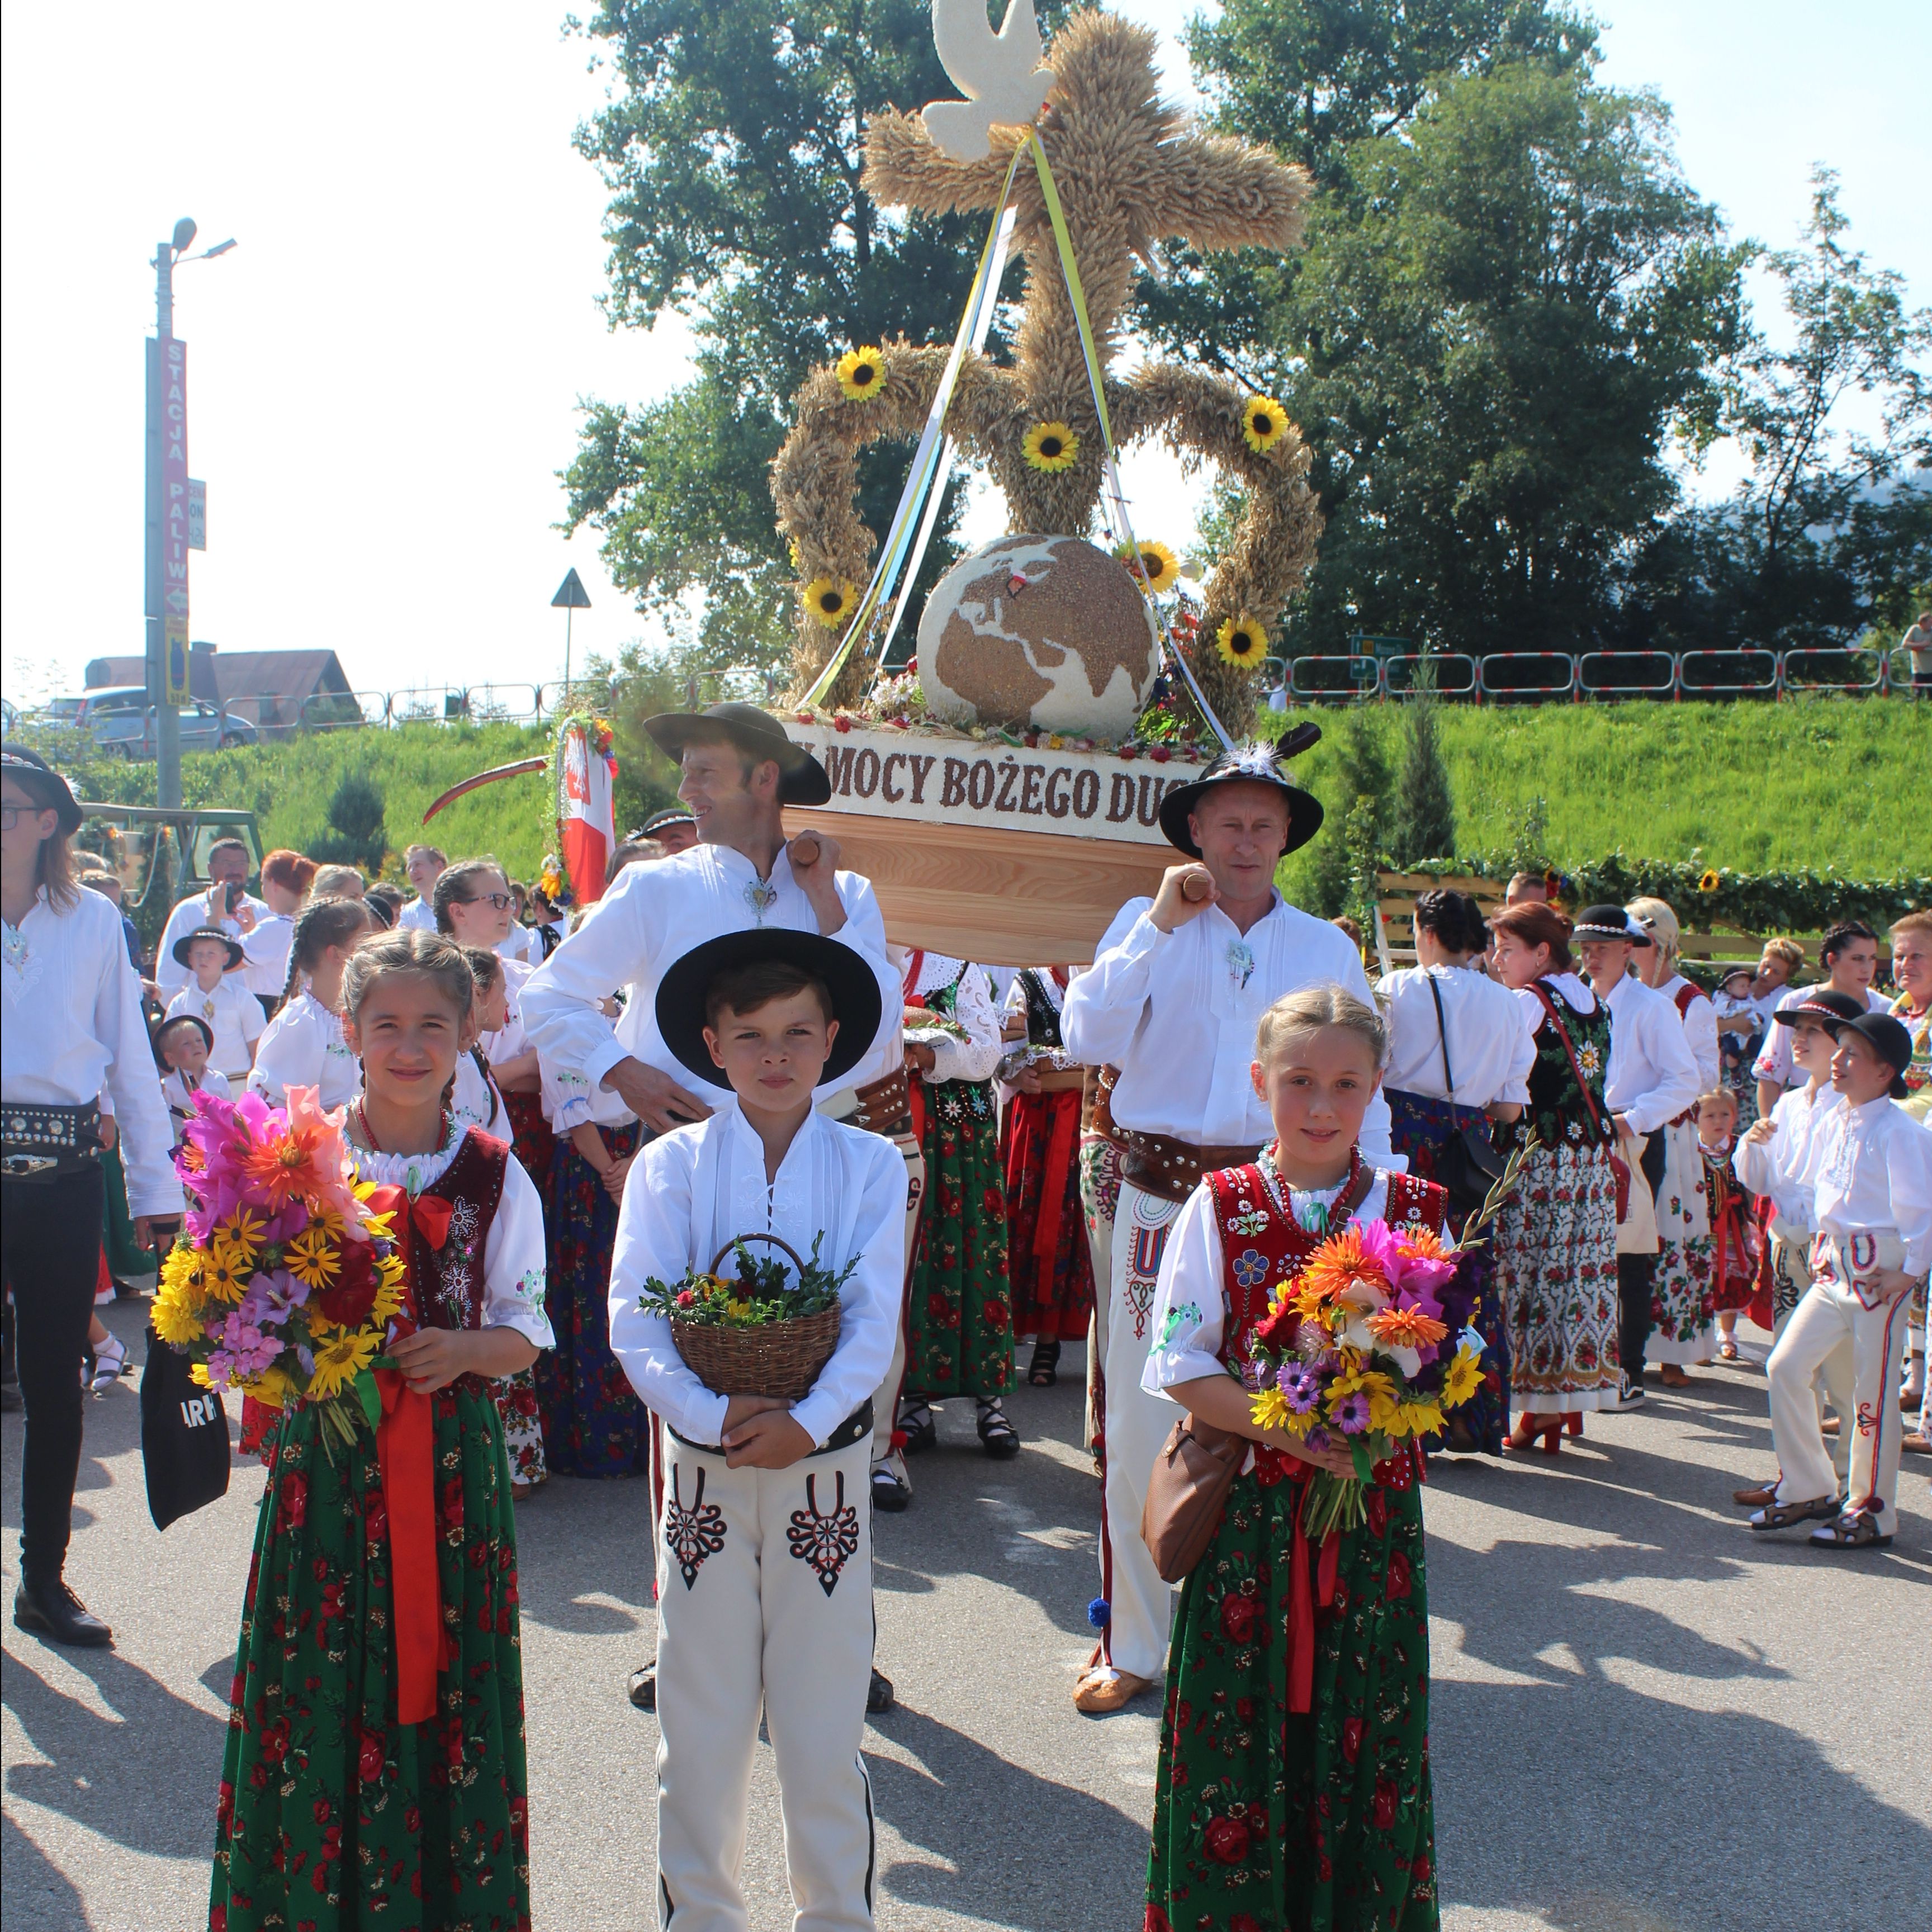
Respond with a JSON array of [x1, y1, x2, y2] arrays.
[[783, 806, 1171, 964]]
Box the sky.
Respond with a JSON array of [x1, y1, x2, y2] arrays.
[[1, 1, 1925, 712]]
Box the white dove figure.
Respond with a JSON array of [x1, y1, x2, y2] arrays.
[[921, 0, 1056, 160]]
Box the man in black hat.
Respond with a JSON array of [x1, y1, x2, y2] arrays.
[[521, 702, 916, 1710], [1573, 905, 1702, 1407], [3, 747, 183, 1646], [1059, 731, 1399, 1716], [633, 805, 699, 855]]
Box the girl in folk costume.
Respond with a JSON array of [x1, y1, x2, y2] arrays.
[[1886, 911, 1931, 1427], [1486, 904, 1623, 1447], [209, 929, 552, 1931], [457, 945, 548, 1494], [1142, 986, 1446, 1932], [998, 966, 1096, 1387], [897, 948, 1019, 1457], [1627, 898, 1721, 1376], [1693, 1090, 1758, 1361], [247, 896, 373, 1111]]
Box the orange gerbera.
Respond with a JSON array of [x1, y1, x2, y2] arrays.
[[1399, 1228, 1455, 1265], [241, 1125, 332, 1213], [1366, 1304, 1451, 1351], [1296, 1228, 1389, 1311]]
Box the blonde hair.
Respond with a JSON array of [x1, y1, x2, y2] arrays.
[[1254, 983, 1387, 1067], [1890, 908, 1932, 942], [1694, 1087, 1737, 1115], [1762, 936, 1806, 971], [311, 863, 366, 898], [1625, 896, 1680, 964]]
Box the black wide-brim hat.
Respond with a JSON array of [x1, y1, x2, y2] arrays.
[[655, 927, 883, 1091], [1771, 989, 1865, 1029], [151, 1011, 215, 1064], [1, 744, 83, 834], [643, 702, 832, 808], [172, 924, 247, 972], [1572, 904, 1652, 946], [1817, 1008, 1914, 1095], [1156, 724, 1325, 860]]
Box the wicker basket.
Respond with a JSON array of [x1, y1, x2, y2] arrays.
[[669, 1234, 843, 1401]]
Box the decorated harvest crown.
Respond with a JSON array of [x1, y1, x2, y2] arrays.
[[772, 2, 1319, 739]]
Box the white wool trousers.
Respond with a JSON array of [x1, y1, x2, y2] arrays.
[[1097, 1177, 1181, 1684], [654, 1433, 877, 1932], [1767, 1230, 1852, 1479], [1769, 1238, 1914, 1537]]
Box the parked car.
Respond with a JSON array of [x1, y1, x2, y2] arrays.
[[41, 688, 259, 756]]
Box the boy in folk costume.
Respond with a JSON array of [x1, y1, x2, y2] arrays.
[[607, 929, 905, 1932], [165, 926, 267, 1080], [1753, 1011, 1932, 1549], [1730, 991, 1863, 1510], [1061, 731, 1400, 1716], [1884, 910, 1931, 1427], [1572, 907, 1702, 1404]]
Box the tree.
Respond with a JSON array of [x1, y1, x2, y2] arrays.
[[1306, 709, 1392, 916], [1274, 63, 1747, 656], [310, 771, 387, 874], [562, 0, 1035, 666], [1390, 668, 1455, 863]]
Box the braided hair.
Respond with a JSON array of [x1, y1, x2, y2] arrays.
[[281, 894, 375, 1004], [460, 945, 504, 1129]]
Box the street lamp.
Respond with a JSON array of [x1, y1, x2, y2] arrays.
[[145, 217, 236, 808]]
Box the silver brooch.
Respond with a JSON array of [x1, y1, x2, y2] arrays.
[[744, 878, 778, 922]]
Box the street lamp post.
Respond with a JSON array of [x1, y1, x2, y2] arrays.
[[144, 217, 235, 808]]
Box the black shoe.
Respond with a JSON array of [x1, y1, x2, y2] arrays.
[[977, 1399, 1021, 1460], [13, 1578, 112, 1648], [867, 1667, 895, 1716], [870, 1466, 911, 1513], [897, 1403, 937, 1455], [627, 1663, 656, 1712]]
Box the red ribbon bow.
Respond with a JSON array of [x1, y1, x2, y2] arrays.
[[361, 1182, 451, 1725]]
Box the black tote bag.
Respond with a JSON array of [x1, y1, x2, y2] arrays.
[[140, 1336, 231, 1531]]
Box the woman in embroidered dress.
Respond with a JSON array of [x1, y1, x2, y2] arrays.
[[1142, 983, 1445, 1932], [1379, 889, 1532, 1452], [897, 949, 1018, 1458], [209, 929, 551, 1931], [1486, 903, 1622, 1449], [1626, 898, 1720, 1377], [998, 966, 1095, 1386]]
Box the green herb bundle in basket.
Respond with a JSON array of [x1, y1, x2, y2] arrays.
[[637, 1232, 858, 1401]]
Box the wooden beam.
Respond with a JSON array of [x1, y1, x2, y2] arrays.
[[782, 807, 1172, 964]]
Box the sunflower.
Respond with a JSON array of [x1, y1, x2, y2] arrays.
[[1441, 1344, 1483, 1408], [307, 1327, 380, 1401], [201, 1247, 250, 1305], [1116, 538, 1180, 595], [1022, 420, 1079, 472], [835, 346, 886, 401], [285, 1225, 339, 1289], [802, 576, 859, 631], [1697, 868, 1721, 893], [213, 1206, 267, 1263], [1242, 395, 1287, 453], [1215, 612, 1271, 670]]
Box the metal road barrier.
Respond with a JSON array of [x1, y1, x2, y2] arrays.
[[1382, 652, 1478, 699], [1477, 652, 1576, 702], [1578, 651, 1675, 699], [1780, 647, 1883, 697], [1675, 648, 1779, 698], [1289, 654, 1381, 702]]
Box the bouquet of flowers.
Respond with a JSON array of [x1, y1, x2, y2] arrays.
[[637, 1232, 857, 1401], [153, 1086, 408, 1455], [1246, 1144, 1530, 1540]]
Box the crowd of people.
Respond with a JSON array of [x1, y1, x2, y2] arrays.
[[3, 717, 1929, 1932]]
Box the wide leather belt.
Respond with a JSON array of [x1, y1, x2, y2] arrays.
[[819, 1069, 912, 1138], [1, 1100, 103, 1182], [1116, 1126, 1263, 1206]]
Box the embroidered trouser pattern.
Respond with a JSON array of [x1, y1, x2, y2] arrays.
[[1098, 1178, 1181, 1683], [654, 1433, 876, 1932]]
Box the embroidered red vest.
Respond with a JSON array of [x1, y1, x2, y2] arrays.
[[1205, 1152, 1447, 1490], [407, 1130, 510, 1333]]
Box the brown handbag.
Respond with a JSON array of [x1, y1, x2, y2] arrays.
[[1141, 1412, 1248, 1583]]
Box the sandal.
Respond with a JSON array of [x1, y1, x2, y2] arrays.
[[1027, 1339, 1061, 1388], [1809, 1510, 1892, 1550], [871, 1465, 911, 1512], [1749, 1494, 1840, 1533], [976, 1399, 1021, 1460], [1659, 1365, 1694, 1389], [896, 1400, 936, 1455], [1717, 1339, 1740, 1362], [88, 1333, 131, 1393]]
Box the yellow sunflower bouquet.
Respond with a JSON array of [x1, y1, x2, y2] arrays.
[[159, 1085, 409, 1454]]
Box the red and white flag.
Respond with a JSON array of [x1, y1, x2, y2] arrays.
[[558, 721, 617, 905]]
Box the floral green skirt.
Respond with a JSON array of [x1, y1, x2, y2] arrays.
[[1146, 1463, 1438, 1932], [906, 1081, 1014, 1400], [209, 1383, 532, 1931]]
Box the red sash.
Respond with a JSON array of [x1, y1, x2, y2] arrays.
[[1204, 1150, 1446, 1712]]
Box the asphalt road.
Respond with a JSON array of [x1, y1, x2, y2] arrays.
[[4, 1297, 1928, 1932]]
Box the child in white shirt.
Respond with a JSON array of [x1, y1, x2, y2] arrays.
[[165, 927, 264, 1079], [607, 928, 902, 1932], [153, 1015, 231, 1145], [1756, 1011, 1932, 1547]]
